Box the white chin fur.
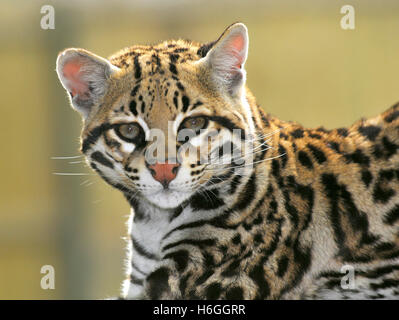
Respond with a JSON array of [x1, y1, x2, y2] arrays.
[[144, 189, 192, 209]]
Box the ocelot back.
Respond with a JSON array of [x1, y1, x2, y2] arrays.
[[56, 23, 399, 299]]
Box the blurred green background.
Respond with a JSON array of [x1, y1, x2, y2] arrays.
[[1, 0, 399, 299]]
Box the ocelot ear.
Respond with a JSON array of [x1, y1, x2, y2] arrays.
[[56, 48, 120, 118], [199, 22, 249, 97]]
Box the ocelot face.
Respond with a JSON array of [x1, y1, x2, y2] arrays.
[[56, 23, 256, 209]]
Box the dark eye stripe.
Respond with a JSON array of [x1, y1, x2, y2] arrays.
[[208, 116, 245, 138], [91, 151, 114, 169], [81, 123, 113, 154]]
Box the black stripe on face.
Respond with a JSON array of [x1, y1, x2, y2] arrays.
[[91, 151, 114, 169], [134, 55, 142, 79], [81, 123, 113, 153], [208, 116, 246, 139], [191, 101, 203, 111], [129, 100, 138, 116], [182, 96, 190, 113], [169, 53, 178, 75]]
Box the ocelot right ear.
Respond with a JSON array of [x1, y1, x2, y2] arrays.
[[56, 48, 120, 119], [197, 22, 249, 97]]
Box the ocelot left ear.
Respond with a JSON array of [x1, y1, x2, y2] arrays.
[[198, 22, 249, 97], [56, 48, 120, 118]]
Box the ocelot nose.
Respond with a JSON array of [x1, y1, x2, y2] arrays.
[[146, 161, 180, 188]]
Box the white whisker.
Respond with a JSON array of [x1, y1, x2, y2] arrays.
[[53, 172, 96, 176], [51, 155, 83, 160]]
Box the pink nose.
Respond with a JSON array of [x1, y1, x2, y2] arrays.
[[147, 161, 180, 187]]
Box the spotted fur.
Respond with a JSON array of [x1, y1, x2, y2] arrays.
[[56, 23, 399, 299]]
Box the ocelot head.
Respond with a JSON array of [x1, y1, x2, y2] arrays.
[[56, 23, 259, 209]]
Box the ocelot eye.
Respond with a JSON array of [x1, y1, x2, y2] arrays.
[[181, 116, 208, 132], [115, 123, 144, 143]]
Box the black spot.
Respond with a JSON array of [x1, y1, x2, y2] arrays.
[[182, 95, 190, 113], [309, 133, 322, 139], [385, 110, 399, 123], [141, 101, 146, 113], [361, 170, 373, 188], [131, 84, 140, 97], [129, 100, 138, 116], [373, 170, 396, 204], [133, 55, 141, 79], [221, 260, 241, 277], [174, 48, 188, 53], [383, 204, 399, 225], [205, 282, 222, 300], [254, 233, 263, 243], [169, 63, 178, 75], [326, 141, 341, 153], [278, 144, 288, 168], [173, 95, 179, 109], [270, 200, 278, 213], [163, 250, 189, 272], [176, 82, 185, 91], [147, 267, 170, 299], [271, 159, 280, 177], [232, 234, 241, 245], [358, 125, 381, 141], [169, 53, 179, 63], [197, 41, 216, 57], [344, 149, 370, 166], [382, 136, 398, 159], [225, 287, 244, 300], [307, 144, 327, 164], [277, 255, 289, 277], [298, 151, 313, 169], [336, 128, 349, 137], [91, 151, 114, 169], [291, 128, 304, 139], [248, 263, 270, 299]]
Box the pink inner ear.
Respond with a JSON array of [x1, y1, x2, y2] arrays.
[[62, 60, 88, 97], [227, 34, 245, 69]]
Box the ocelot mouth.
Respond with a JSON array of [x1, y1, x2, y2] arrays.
[[144, 188, 192, 209]]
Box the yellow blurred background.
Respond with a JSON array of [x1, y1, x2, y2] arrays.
[[1, 0, 399, 299]]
